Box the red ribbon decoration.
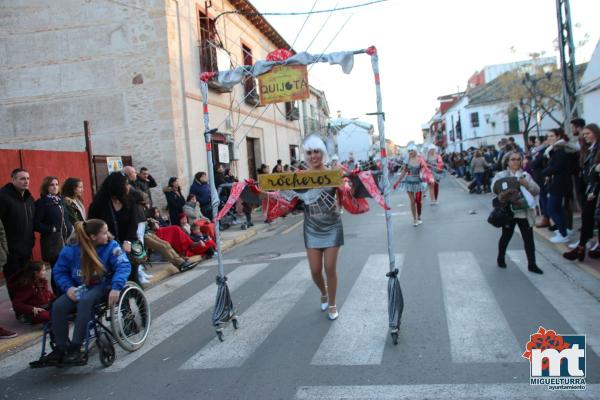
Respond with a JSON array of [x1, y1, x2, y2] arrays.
[[366, 46, 377, 56], [215, 181, 247, 221], [200, 72, 217, 82], [357, 171, 390, 210], [266, 48, 294, 61]]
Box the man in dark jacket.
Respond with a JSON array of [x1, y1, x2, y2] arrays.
[[0, 168, 36, 284], [189, 172, 212, 220], [135, 167, 158, 207]]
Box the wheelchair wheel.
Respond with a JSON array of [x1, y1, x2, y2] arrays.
[[110, 281, 151, 352], [96, 332, 115, 367]]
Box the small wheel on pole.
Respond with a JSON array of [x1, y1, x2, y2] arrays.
[[216, 329, 224, 342]]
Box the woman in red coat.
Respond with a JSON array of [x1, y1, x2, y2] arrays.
[[8, 261, 55, 324]]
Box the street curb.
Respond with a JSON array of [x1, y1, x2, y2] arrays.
[[0, 221, 275, 358]]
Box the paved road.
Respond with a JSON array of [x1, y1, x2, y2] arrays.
[[1, 178, 599, 399]]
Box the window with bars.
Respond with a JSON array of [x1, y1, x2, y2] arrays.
[[470, 112, 480, 128], [242, 44, 259, 106], [508, 107, 520, 134], [198, 11, 218, 73]]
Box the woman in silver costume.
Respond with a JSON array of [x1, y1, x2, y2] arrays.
[[425, 144, 444, 205], [393, 143, 434, 227], [256, 135, 343, 320]]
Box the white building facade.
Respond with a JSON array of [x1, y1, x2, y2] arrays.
[[330, 118, 375, 162]]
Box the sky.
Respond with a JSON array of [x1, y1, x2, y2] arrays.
[[249, 0, 600, 145]]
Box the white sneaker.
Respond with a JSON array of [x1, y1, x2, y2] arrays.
[[413, 221, 418, 227], [550, 233, 569, 244], [138, 274, 150, 285], [138, 265, 153, 279], [591, 242, 599, 251], [417, 219, 423, 225], [568, 240, 580, 249]]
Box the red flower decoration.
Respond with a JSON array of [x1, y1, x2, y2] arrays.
[[266, 48, 294, 62], [200, 72, 217, 82], [522, 327, 570, 371], [365, 46, 377, 56]]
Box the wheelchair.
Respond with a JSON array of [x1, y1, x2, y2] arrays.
[[33, 281, 151, 368]]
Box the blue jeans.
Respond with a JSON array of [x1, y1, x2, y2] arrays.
[[474, 172, 484, 192], [547, 193, 567, 236]]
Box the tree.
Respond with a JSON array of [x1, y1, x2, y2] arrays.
[[499, 53, 563, 149]]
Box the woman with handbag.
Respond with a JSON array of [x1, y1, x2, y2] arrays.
[[492, 151, 543, 274], [34, 176, 73, 294]]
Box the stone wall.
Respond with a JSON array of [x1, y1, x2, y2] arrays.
[[0, 1, 181, 208]]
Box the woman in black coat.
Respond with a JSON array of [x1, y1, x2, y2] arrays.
[[164, 177, 186, 226], [88, 172, 144, 284], [34, 176, 73, 266], [541, 128, 573, 244], [564, 124, 600, 260]]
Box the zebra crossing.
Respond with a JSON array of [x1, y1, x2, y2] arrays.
[[1, 249, 599, 389]]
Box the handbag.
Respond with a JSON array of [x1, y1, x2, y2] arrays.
[[41, 203, 67, 262], [41, 231, 64, 262], [487, 198, 514, 228]]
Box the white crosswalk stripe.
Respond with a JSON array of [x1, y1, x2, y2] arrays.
[[181, 259, 311, 369], [311, 254, 403, 366], [3, 249, 596, 384], [439, 251, 523, 363], [294, 384, 600, 399], [145, 267, 210, 304], [0, 265, 213, 379], [508, 250, 600, 356], [99, 262, 270, 372]]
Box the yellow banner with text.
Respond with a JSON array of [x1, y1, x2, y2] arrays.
[[258, 65, 310, 105], [258, 170, 343, 191]]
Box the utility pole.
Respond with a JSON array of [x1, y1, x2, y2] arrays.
[[555, 0, 578, 137]]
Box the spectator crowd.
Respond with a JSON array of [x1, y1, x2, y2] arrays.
[[444, 118, 600, 262], [0, 163, 245, 339]]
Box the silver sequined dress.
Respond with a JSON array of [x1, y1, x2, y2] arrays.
[[282, 187, 344, 249]]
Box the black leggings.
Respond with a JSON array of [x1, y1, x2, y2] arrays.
[[579, 198, 597, 247], [498, 218, 536, 267]]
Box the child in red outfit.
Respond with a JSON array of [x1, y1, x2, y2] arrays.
[[8, 262, 55, 324]]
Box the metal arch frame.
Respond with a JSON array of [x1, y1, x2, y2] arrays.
[[200, 46, 402, 339]]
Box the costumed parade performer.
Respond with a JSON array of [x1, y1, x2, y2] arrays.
[[248, 135, 378, 321], [425, 144, 444, 205], [393, 143, 434, 226]]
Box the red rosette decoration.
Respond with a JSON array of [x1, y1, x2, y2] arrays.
[[200, 71, 217, 82], [262, 192, 299, 221], [522, 327, 570, 371], [337, 178, 370, 214], [365, 46, 377, 56], [266, 49, 294, 62]]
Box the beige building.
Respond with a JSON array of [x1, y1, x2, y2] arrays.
[[0, 0, 302, 202]]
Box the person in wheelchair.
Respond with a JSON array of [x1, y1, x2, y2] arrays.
[[33, 218, 131, 367]]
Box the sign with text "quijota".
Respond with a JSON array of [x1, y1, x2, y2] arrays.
[[258, 65, 309, 105], [258, 170, 343, 191]]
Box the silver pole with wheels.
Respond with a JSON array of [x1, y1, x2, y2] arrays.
[[200, 80, 238, 342], [365, 46, 404, 345]]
